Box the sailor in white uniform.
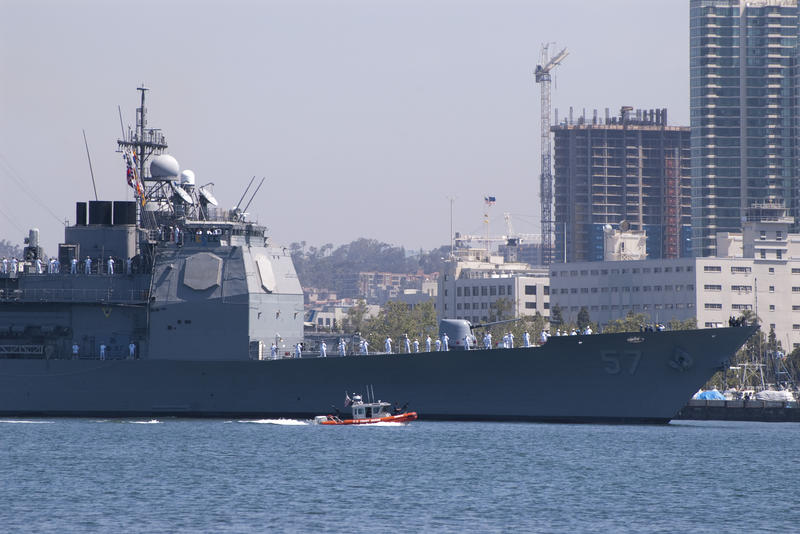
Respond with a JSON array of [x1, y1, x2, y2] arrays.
[[10, 257, 18, 274], [270, 342, 277, 359], [508, 332, 514, 349], [523, 331, 531, 348], [126, 257, 133, 275], [1, 257, 6, 275], [72, 343, 79, 359], [502, 333, 509, 349], [464, 335, 471, 350], [484, 333, 492, 349], [584, 326, 593, 335], [129, 342, 136, 359], [403, 334, 411, 354], [320, 341, 327, 358], [362, 339, 369, 355], [294, 343, 302, 358], [99, 344, 106, 360], [84, 256, 92, 274], [338, 338, 346, 356], [441, 333, 449, 351], [107, 256, 115, 275], [413, 339, 420, 353], [425, 336, 432, 352], [384, 337, 393, 354], [35, 258, 42, 274], [70, 258, 78, 274], [435, 338, 442, 351], [540, 330, 549, 344]]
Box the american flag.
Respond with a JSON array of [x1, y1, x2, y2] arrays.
[[484, 196, 496, 206]]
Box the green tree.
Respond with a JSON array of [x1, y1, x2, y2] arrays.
[[576, 307, 591, 331], [667, 317, 697, 331], [365, 301, 437, 352], [549, 304, 564, 331], [603, 312, 649, 334], [488, 297, 515, 323], [343, 299, 369, 334]]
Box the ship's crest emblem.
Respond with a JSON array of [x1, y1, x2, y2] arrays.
[[669, 347, 693, 371], [102, 306, 112, 318]]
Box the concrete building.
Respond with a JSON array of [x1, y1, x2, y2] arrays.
[[690, 0, 799, 256], [549, 202, 800, 350], [552, 107, 691, 263], [437, 245, 549, 323]]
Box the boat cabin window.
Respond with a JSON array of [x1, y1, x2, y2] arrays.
[[365, 406, 372, 418]]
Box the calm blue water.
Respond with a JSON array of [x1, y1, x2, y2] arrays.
[[1, 418, 798, 533]]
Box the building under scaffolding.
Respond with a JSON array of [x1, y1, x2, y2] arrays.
[[552, 106, 691, 262]]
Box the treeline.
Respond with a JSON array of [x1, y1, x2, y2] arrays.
[[289, 238, 449, 290], [0, 239, 22, 259]]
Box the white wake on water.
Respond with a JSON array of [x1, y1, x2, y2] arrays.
[[129, 419, 161, 424], [0, 420, 54, 424], [237, 418, 309, 426]]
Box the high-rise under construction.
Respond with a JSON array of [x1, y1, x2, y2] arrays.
[[552, 107, 691, 263]]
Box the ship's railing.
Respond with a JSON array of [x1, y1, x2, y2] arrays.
[[0, 287, 149, 304]]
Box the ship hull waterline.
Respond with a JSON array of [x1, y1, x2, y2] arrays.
[[0, 326, 756, 423]]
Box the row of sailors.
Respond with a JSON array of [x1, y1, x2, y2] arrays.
[[275, 329, 570, 358], [539, 326, 593, 342], [1, 256, 135, 275], [70, 342, 137, 359]]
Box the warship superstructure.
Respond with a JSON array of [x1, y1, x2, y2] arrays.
[[0, 88, 757, 422]]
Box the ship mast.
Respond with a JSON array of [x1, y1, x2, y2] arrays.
[[117, 86, 170, 226]]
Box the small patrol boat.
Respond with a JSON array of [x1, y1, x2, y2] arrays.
[[314, 392, 417, 425]]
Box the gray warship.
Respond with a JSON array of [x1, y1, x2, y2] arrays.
[[0, 88, 757, 423]]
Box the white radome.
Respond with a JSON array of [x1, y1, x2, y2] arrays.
[[150, 154, 180, 179], [180, 169, 196, 186]]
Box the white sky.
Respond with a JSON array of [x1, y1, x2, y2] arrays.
[[0, 0, 688, 255]]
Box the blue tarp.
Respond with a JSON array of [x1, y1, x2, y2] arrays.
[[694, 389, 725, 400]]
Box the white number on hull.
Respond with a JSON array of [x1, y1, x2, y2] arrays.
[[600, 350, 642, 375]]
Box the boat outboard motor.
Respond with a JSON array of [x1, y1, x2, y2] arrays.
[[438, 319, 475, 351]]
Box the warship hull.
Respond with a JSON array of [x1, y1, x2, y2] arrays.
[[0, 326, 756, 423]]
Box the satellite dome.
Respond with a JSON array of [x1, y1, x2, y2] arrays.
[[180, 169, 196, 186], [150, 154, 180, 180]]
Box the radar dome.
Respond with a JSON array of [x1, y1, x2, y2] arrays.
[[150, 154, 180, 180], [180, 169, 196, 186]]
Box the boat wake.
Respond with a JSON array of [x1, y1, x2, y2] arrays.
[[237, 418, 309, 426], [0, 419, 54, 424], [129, 419, 161, 424]]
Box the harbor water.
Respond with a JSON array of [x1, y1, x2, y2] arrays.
[[2, 418, 798, 533]]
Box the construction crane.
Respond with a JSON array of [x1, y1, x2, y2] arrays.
[[534, 43, 568, 265]]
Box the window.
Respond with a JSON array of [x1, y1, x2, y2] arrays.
[[499, 285, 506, 295], [472, 287, 480, 297], [793, 305, 800, 311], [770, 305, 776, 311], [444, 289, 448, 297], [560, 288, 568, 294], [665, 267, 672, 273], [570, 270, 578, 276], [704, 265, 722, 272], [601, 287, 609, 293], [525, 302, 536, 309], [570, 288, 578, 294], [643, 286, 651, 292], [760, 250, 766, 259], [481, 287, 488, 296], [794, 287, 800, 293], [705, 303, 723, 309], [611, 287, 619, 292], [731, 285, 752, 292], [732, 304, 752, 310], [490, 286, 497, 296], [481, 302, 487, 309], [456, 303, 462, 310], [777, 231, 783, 240], [760, 230, 766, 240], [544, 286, 549, 295], [580, 270, 588, 276], [457, 287, 462, 297], [581, 288, 589, 294], [591, 287, 598, 293], [768, 267, 775, 273], [770, 286, 775, 293], [525, 285, 536, 295], [633, 268, 640, 274], [643, 268, 651, 273], [794, 324, 800, 330], [731, 266, 751, 273], [777, 251, 783, 260]]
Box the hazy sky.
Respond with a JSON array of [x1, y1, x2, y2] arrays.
[[0, 0, 688, 255]]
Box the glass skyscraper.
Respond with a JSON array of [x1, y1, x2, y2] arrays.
[[690, 0, 798, 257]]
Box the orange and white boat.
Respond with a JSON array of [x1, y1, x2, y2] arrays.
[[314, 393, 417, 425]]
